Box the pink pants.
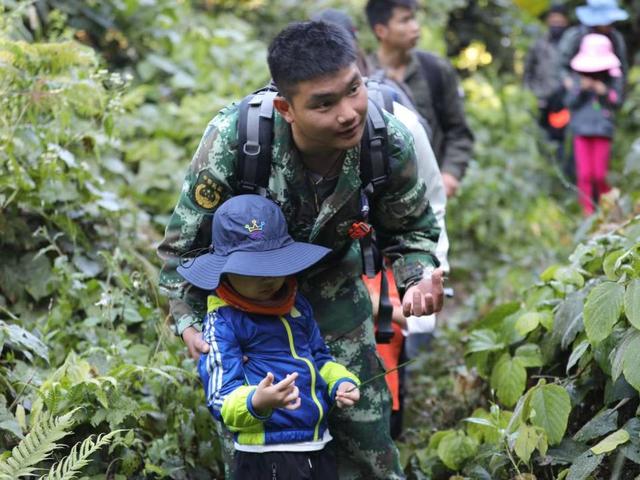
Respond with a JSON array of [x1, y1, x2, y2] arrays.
[[574, 135, 611, 215]]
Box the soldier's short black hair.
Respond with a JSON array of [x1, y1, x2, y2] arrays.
[[365, 0, 418, 31], [267, 21, 357, 99]]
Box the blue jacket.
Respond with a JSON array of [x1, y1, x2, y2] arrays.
[[198, 293, 359, 447]]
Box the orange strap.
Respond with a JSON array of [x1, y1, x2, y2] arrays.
[[363, 268, 403, 411]]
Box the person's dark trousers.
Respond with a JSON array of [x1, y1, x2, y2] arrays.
[[234, 448, 338, 480]]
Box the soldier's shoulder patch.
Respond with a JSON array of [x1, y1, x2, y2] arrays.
[[191, 170, 223, 210]]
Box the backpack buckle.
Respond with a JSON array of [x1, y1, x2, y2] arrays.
[[349, 222, 372, 240], [243, 141, 261, 156]]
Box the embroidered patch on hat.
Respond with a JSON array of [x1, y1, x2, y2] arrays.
[[192, 170, 223, 210], [245, 219, 265, 239]]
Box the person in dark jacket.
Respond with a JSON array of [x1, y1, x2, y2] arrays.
[[179, 194, 361, 479], [365, 0, 474, 198], [524, 3, 571, 162], [565, 34, 623, 215]]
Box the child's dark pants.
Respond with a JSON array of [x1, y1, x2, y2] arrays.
[[234, 448, 338, 480]]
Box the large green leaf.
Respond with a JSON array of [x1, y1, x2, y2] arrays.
[[490, 353, 526, 407], [466, 329, 504, 354], [622, 331, 640, 392], [529, 384, 571, 445], [590, 429, 630, 454], [566, 339, 589, 374], [515, 312, 542, 336], [583, 282, 624, 343], [515, 344, 543, 368], [603, 249, 625, 281], [514, 424, 547, 463], [573, 409, 618, 442], [566, 450, 604, 480], [553, 291, 586, 350], [436, 430, 477, 471], [624, 279, 640, 330], [621, 418, 640, 464], [555, 267, 585, 288]]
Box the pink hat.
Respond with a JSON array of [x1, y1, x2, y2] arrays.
[[570, 33, 621, 73]]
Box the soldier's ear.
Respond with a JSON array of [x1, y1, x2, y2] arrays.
[[274, 96, 295, 124]]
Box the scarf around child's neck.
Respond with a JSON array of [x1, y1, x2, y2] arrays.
[[216, 277, 297, 316]]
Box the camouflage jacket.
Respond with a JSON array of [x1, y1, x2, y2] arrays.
[[157, 103, 440, 339]]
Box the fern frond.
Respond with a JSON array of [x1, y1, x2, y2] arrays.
[[39, 430, 121, 480], [0, 409, 77, 480]]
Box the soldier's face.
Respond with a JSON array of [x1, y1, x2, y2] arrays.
[[375, 6, 420, 51], [275, 64, 368, 154]]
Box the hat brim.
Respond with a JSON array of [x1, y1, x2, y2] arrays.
[[576, 6, 629, 26], [570, 53, 621, 72], [177, 242, 331, 290]]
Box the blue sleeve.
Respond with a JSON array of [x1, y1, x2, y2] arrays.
[[201, 310, 252, 424]]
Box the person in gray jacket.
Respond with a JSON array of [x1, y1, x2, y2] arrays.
[[524, 4, 570, 143], [565, 33, 623, 215]]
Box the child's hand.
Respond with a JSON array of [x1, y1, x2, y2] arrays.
[[335, 382, 360, 408], [593, 80, 608, 96], [251, 372, 301, 414], [580, 76, 594, 90]]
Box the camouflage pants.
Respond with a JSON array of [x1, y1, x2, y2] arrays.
[[213, 320, 404, 480]]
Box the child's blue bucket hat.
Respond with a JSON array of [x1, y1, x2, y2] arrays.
[[576, 0, 629, 27], [177, 194, 331, 290]]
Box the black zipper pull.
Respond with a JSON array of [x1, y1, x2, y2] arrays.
[[272, 462, 277, 480]]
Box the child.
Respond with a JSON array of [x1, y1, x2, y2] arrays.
[[565, 33, 623, 215], [177, 194, 361, 480]]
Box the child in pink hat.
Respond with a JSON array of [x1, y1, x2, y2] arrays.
[[565, 33, 623, 215]]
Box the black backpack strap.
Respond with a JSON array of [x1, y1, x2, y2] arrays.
[[359, 98, 390, 192], [357, 100, 394, 344], [416, 51, 446, 128], [375, 265, 395, 344], [236, 88, 278, 196]]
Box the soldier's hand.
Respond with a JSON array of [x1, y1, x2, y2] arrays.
[[182, 326, 210, 361], [252, 372, 301, 414], [402, 268, 444, 317], [335, 382, 360, 408]]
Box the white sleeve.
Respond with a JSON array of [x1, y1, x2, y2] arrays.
[[392, 102, 450, 272]]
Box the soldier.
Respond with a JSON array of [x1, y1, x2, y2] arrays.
[[158, 21, 444, 479]]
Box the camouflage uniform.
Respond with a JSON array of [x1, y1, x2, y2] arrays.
[[158, 102, 440, 479]]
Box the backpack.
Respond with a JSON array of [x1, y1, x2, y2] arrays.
[[235, 82, 397, 343], [415, 51, 446, 131]]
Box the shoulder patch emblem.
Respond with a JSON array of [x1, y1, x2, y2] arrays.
[[192, 171, 222, 210]]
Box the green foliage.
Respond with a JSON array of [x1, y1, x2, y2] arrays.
[[0, 13, 220, 477], [0, 410, 75, 479], [1, 1, 639, 478], [39, 430, 119, 480], [412, 216, 640, 477]]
